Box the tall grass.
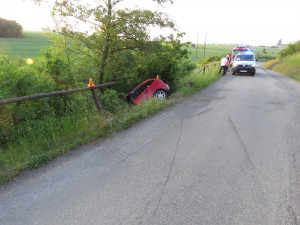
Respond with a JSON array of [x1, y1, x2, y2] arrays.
[[0, 65, 220, 184], [264, 53, 300, 82]]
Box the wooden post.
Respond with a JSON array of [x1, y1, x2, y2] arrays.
[[196, 33, 199, 58], [91, 88, 102, 115], [203, 33, 207, 59]]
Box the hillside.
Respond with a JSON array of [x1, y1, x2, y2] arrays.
[[264, 52, 300, 82], [0, 31, 51, 58]]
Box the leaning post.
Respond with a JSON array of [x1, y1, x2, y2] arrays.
[[88, 78, 103, 116], [91, 87, 102, 114]]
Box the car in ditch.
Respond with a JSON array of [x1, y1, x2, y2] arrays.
[[123, 76, 170, 105], [231, 52, 256, 76]]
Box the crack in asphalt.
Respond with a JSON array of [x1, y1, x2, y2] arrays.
[[116, 123, 179, 165], [194, 108, 213, 117], [228, 116, 268, 207], [152, 111, 184, 217]]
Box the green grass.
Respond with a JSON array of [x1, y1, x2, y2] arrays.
[[177, 65, 221, 96], [264, 52, 300, 82], [0, 65, 220, 184], [0, 31, 51, 58], [187, 45, 234, 62]]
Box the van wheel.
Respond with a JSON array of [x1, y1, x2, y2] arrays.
[[251, 72, 255, 76]]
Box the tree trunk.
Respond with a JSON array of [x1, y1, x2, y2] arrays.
[[99, 0, 111, 85], [99, 44, 109, 85]]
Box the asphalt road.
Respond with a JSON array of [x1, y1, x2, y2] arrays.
[[1, 65, 300, 225]]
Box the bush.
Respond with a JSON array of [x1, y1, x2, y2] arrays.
[[263, 48, 267, 54], [99, 89, 125, 114], [279, 40, 300, 58]]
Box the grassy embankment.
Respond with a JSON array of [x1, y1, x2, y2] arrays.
[[0, 46, 220, 183], [264, 52, 300, 82]]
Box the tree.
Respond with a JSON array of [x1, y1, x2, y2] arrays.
[[262, 48, 267, 54], [276, 39, 282, 47], [46, 0, 175, 84], [0, 18, 23, 38]]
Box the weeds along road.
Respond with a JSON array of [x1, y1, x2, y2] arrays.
[[0, 65, 300, 225]]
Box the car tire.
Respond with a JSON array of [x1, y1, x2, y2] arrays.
[[232, 71, 235, 75], [154, 89, 167, 99], [251, 72, 255, 76]]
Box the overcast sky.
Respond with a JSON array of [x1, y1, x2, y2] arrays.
[[1, 0, 300, 46]]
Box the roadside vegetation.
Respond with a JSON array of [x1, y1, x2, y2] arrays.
[[264, 41, 300, 82], [0, 53, 219, 183]]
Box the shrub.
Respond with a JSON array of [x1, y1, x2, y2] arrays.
[[279, 40, 300, 58], [99, 89, 125, 114], [263, 48, 267, 54]]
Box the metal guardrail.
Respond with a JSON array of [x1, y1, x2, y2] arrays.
[[0, 82, 115, 115]]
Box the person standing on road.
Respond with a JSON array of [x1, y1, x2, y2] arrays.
[[226, 55, 230, 72], [219, 56, 228, 76]]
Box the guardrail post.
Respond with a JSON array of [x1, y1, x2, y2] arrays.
[[203, 66, 206, 75]]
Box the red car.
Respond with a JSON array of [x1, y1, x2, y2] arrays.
[[124, 76, 170, 105]]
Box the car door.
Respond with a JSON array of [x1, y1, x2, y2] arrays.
[[132, 80, 154, 104]]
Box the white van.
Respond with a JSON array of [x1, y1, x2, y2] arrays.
[[231, 52, 256, 76]]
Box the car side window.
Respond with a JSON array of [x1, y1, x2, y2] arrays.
[[131, 80, 154, 100]]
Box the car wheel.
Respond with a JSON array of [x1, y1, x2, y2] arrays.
[[251, 72, 255, 76], [154, 89, 167, 99], [232, 71, 235, 75]]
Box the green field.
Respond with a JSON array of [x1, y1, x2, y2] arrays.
[[187, 44, 281, 62], [0, 31, 51, 58], [0, 31, 281, 60]]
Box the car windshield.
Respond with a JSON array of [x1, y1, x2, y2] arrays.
[[235, 55, 255, 61], [233, 50, 246, 56]]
